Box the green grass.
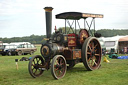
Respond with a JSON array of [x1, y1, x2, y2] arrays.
[[0, 45, 128, 85]]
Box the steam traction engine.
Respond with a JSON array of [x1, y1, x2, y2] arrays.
[[28, 7, 103, 79]]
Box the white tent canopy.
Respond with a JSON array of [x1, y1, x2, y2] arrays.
[[98, 35, 128, 53]]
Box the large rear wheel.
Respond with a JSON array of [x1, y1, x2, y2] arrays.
[[51, 55, 67, 79], [82, 37, 102, 71]]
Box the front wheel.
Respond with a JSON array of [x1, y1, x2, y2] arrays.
[[28, 55, 44, 78], [51, 55, 67, 79]]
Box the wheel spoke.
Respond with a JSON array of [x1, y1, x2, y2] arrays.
[[90, 56, 94, 66], [93, 56, 97, 65], [95, 49, 97, 52], [55, 68, 59, 71], [87, 52, 91, 55], [60, 59, 64, 65], [91, 41, 94, 48], [95, 54, 100, 56], [55, 70, 59, 76], [88, 57, 91, 62], [34, 69, 37, 74], [88, 45, 92, 52], [94, 44, 98, 48], [93, 59, 97, 66], [59, 58, 63, 65], [56, 59, 59, 65], [91, 41, 95, 52], [32, 64, 35, 66]]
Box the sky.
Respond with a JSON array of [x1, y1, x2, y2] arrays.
[[0, 0, 128, 38]]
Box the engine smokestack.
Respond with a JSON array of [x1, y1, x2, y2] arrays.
[[44, 7, 53, 40]]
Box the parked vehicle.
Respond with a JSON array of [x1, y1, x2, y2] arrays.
[[15, 44, 37, 55], [0, 42, 37, 56], [0, 44, 17, 56]]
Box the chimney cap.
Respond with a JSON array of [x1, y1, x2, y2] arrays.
[[44, 7, 53, 12]]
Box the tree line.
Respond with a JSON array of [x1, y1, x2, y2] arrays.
[[96, 29, 128, 37], [0, 34, 46, 44], [0, 29, 128, 44]]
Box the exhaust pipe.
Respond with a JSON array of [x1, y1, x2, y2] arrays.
[[44, 7, 53, 40]]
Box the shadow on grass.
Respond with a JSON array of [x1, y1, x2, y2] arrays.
[[68, 66, 88, 72], [21, 65, 89, 81]]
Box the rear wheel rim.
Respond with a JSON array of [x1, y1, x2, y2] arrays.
[[82, 37, 102, 70]]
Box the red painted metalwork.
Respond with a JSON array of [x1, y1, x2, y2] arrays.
[[79, 29, 89, 44], [68, 34, 77, 47], [72, 49, 81, 59]]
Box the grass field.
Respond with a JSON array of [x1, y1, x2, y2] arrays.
[[0, 45, 128, 85]]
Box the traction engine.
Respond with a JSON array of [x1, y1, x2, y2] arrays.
[[28, 7, 103, 79]]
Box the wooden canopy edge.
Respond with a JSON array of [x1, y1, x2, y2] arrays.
[[82, 13, 103, 18], [56, 12, 103, 19]]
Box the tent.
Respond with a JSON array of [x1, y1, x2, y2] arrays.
[[98, 35, 128, 54], [119, 36, 128, 42], [118, 36, 128, 54]]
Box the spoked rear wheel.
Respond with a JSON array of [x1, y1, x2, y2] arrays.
[[82, 37, 102, 71], [28, 55, 44, 78], [51, 55, 67, 79]]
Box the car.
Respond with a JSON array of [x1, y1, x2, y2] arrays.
[[0, 44, 17, 56], [15, 44, 37, 55], [0, 45, 5, 56]]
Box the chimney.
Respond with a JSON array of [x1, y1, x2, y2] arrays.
[[44, 7, 53, 40]]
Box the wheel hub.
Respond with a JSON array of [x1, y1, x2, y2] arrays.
[[34, 64, 39, 69], [92, 51, 95, 56], [56, 64, 62, 70]]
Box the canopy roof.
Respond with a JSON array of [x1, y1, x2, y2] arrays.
[[56, 12, 103, 20], [119, 36, 128, 42]]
